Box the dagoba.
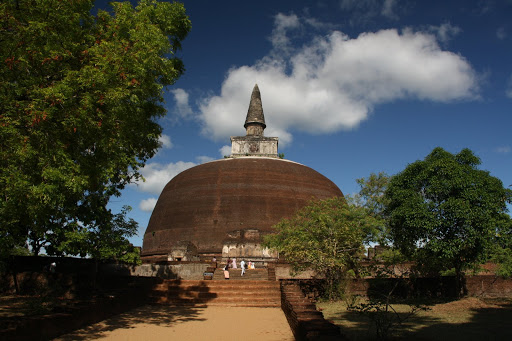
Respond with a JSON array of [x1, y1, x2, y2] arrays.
[[141, 85, 343, 263]]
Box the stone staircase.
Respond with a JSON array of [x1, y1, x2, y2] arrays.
[[150, 279, 281, 307], [280, 282, 343, 340], [212, 267, 269, 281]]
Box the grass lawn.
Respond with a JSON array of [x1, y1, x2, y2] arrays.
[[317, 296, 512, 340]]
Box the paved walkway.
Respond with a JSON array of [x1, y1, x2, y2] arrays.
[[54, 304, 295, 341]]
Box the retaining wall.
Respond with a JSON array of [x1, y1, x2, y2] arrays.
[[101, 262, 212, 280], [347, 275, 512, 298]]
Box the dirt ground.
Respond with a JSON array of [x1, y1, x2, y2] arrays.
[[53, 304, 295, 341], [318, 296, 512, 341]]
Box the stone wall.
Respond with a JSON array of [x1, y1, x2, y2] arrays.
[[1, 257, 213, 294], [346, 275, 512, 298], [275, 263, 318, 280], [101, 262, 211, 280], [0, 276, 159, 341]]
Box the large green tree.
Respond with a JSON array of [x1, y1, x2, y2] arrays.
[[264, 197, 381, 299], [384, 147, 512, 295], [350, 172, 391, 245], [0, 0, 191, 259]]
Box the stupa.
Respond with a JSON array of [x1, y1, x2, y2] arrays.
[[141, 85, 343, 263]]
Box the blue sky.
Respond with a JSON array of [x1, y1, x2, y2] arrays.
[[106, 0, 512, 247]]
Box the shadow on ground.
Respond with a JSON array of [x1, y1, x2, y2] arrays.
[[56, 304, 209, 340], [326, 298, 512, 341], [55, 279, 217, 340]]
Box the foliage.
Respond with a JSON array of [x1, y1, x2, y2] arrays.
[[350, 172, 391, 245], [264, 197, 381, 299], [489, 216, 512, 278], [0, 0, 191, 259], [348, 296, 429, 341], [491, 247, 512, 278], [55, 206, 140, 264], [384, 147, 512, 295], [353, 172, 391, 218], [349, 244, 428, 340]]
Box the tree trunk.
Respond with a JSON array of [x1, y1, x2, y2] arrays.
[[9, 256, 19, 295], [454, 265, 467, 298]]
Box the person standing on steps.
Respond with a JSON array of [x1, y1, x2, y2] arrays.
[[223, 263, 230, 280], [240, 259, 246, 276]]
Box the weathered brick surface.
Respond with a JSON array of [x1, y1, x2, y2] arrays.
[[280, 281, 345, 341], [347, 275, 512, 298], [150, 279, 281, 307], [142, 158, 343, 259]]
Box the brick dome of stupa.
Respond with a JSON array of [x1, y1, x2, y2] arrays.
[[141, 157, 342, 261], [141, 85, 343, 262]]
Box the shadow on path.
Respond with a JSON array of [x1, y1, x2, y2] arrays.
[[56, 304, 208, 340]]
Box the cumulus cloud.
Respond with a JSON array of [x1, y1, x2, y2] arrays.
[[381, 0, 399, 19], [158, 134, 173, 149], [199, 14, 478, 145], [139, 198, 158, 212], [171, 88, 194, 118], [134, 161, 197, 194], [219, 145, 231, 158], [428, 22, 462, 44], [196, 155, 215, 164], [269, 13, 300, 56]]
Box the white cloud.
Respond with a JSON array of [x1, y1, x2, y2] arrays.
[[303, 17, 340, 31], [428, 22, 462, 44], [219, 145, 231, 158], [199, 15, 478, 145], [196, 155, 215, 164], [134, 161, 197, 194], [139, 198, 158, 212], [158, 134, 173, 149], [381, 0, 399, 19], [171, 88, 194, 117], [269, 13, 300, 56]]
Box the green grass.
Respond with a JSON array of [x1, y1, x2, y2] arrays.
[[317, 296, 512, 340]]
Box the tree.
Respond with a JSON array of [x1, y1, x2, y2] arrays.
[[351, 172, 391, 245], [264, 197, 381, 299], [384, 147, 512, 296], [489, 215, 512, 278], [49, 206, 140, 263], [0, 0, 191, 259]]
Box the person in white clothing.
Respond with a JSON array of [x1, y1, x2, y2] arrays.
[[240, 260, 246, 276]]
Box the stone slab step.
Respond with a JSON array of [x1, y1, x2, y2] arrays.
[[212, 268, 269, 281], [150, 279, 281, 307], [151, 291, 281, 299], [152, 297, 281, 307], [153, 301, 281, 308], [154, 282, 280, 291], [158, 279, 278, 285], [153, 283, 280, 291]]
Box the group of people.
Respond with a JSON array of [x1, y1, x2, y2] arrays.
[[221, 258, 255, 279]]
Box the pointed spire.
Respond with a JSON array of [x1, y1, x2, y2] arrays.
[[244, 84, 266, 135]]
